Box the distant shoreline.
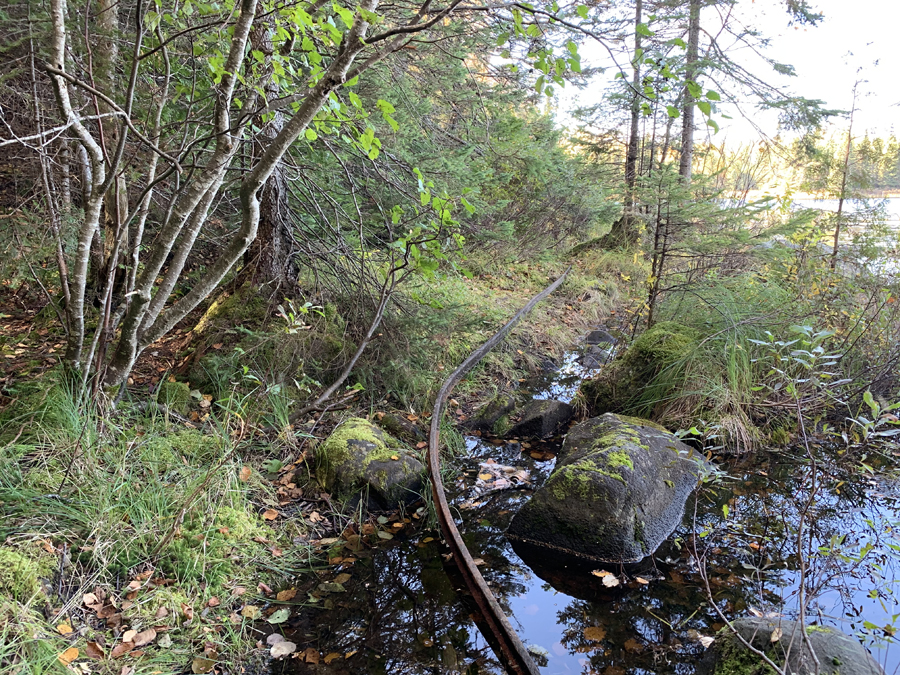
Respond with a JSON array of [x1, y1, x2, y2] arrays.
[[741, 189, 900, 201]]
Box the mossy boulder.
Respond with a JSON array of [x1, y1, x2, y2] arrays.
[[507, 413, 706, 564], [579, 321, 700, 419], [696, 617, 884, 675], [316, 417, 425, 508], [0, 546, 55, 600], [466, 393, 517, 435], [155, 380, 192, 415], [507, 399, 575, 439]]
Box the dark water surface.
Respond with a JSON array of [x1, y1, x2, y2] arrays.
[[270, 351, 900, 674]]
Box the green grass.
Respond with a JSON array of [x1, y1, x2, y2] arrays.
[[0, 377, 319, 674]]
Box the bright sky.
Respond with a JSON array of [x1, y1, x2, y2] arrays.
[[563, 0, 900, 143]]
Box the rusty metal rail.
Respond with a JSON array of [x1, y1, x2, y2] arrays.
[[427, 268, 570, 675]]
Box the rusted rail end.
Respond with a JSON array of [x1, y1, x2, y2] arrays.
[[427, 268, 571, 675]]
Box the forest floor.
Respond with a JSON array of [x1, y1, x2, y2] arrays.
[[0, 248, 642, 674]]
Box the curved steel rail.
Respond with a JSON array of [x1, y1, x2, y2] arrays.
[[427, 268, 571, 675]]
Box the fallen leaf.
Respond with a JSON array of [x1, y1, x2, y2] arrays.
[[270, 547, 283, 557], [192, 657, 216, 674], [699, 636, 715, 648], [634, 577, 650, 585], [127, 580, 141, 591], [239, 466, 252, 482], [591, 569, 612, 578], [58, 647, 79, 665], [120, 667, 135, 675], [583, 626, 606, 642], [317, 582, 346, 593], [158, 634, 173, 649], [415, 442, 427, 449], [303, 648, 320, 664], [624, 638, 643, 652], [390, 455, 399, 461], [324, 652, 341, 664], [276, 589, 297, 602], [133, 628, 157, 647], [477, 473, 493, 481], [111, 642, 134, 658], [334, 573, 352, 584], [258, 582, 274, 595], [83, 593, 102, 610], [232, 586, 247, 596], [122, 630, 138, 643], [85, 641, 105, 659], [270, 641, 297, 659], [770, 627, 783, 643], [181, 603, 194, 620], [602, 575, 620, 588], [262, 509, 279, 521], [267, 634, 285, 646], [57, 623, 73, 635], [241, 605, 261, 619], [267, 607, 290, 624]]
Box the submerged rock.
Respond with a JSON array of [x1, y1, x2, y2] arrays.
[[316, 417, 425, 508], [585, 329, 617, 345], [696, 617, 884, 675], [507, 413, 705, 563], [507, 398, 575, 439]]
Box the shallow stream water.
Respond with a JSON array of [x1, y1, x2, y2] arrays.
[[270, 345, 900, 675]]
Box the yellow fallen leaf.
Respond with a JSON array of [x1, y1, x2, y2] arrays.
[[239, 466, 252, 482], [635, 577, 650, 585], [241, 605, 261, 619], [591, 569, 612, 578], [583, 626, 606, 642], [324, 653, 341, 664], [57, 623, 73, 635], [477, 473, 493, 481], [58, 647, 79, 665], [262, 509, 279, 521], [122, 630, 138, 643]]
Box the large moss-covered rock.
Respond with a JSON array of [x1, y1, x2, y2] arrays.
[[316, 417, 425, 507], [579, 321, 699, 419], [696, 617, 884, 675], [507, 413, 705, 563], [507, 399, 575, 439]]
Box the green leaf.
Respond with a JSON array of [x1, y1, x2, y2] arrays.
[[575, 5, 589, 19], [697, 100, 711, 116], [666, 105, 680, 118], [706, 90, 721, 101], [332, 2, 355, 28], [304, 128, 318, 141], [722, 504, 729, 519], [344, 75, 359, 87], [534, 75, 545, 93], [268, 607, 291, 624], [635, 23, 653, 37]]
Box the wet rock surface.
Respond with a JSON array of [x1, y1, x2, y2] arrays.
[[506, 398, 574, 439], [507, 413, 705, 563], [696, 617, 885, 675], [315, 417, 425, 508]]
